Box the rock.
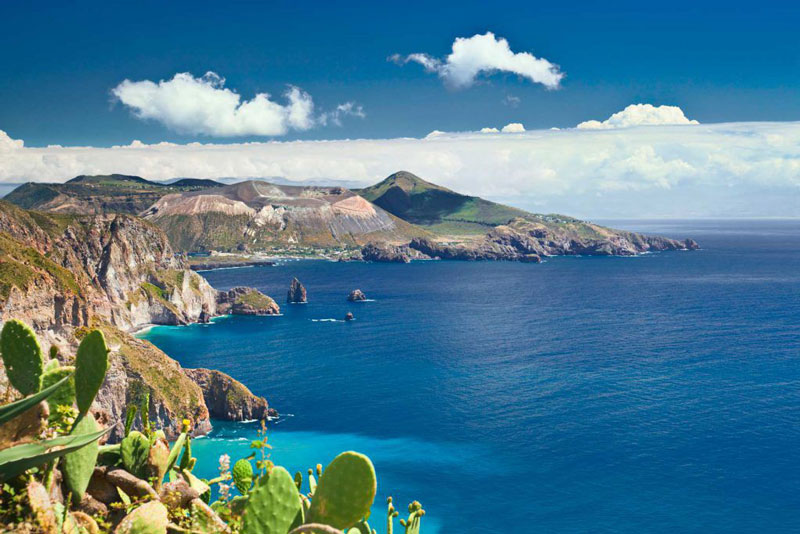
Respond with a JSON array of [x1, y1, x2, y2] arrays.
[[76, 493, 108, 517], [184, 368, 278, 421], [160, 480, 200, 510], [104, 467, 159, 500], [347, 289, 367, 302], [361, 243, 411, 263], [198, 304, 212, 323], [216, 287, 280, 316], [288, 277, 307, 303], [344, 312, 354, 321], [88, 466, 120, 505]]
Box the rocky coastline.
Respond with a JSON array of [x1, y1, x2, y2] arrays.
[[0, 201, 278, 441]]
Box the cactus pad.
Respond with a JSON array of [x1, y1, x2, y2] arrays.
[[241, 466, 302, 534], [74, 330, 108, 417], [114, 501, 168, 534], [41, 365, 76, 416], [1, 319, 43, 395], [62, 412, 100, 502], [308, 451, 377, 530], [121, 431, 150, 479], [233, 458, 254, 494]]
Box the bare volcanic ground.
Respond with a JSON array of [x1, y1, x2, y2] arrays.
[[144, 181, 428, 252]]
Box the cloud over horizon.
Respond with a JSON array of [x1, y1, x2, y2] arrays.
[[578, 104, 699, 130], [390, 32, 564, 90], [1, 119, 798, 218], [112, 72, 364, 137]]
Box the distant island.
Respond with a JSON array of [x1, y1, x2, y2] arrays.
[[5, 170, 698, 264]]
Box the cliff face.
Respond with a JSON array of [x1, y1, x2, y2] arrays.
[[184, 368, 277, 421], [0, 201, 276, 441]]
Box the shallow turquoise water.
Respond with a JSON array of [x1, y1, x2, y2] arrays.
[[142, 220, 800, 533]]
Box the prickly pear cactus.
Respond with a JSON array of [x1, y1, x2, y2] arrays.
[[147, 436, 170, 489], [241, 466, 302, 534], [399, 501, 425, 534], [233, 458, 254, 494], [114, 501, 168, 534], [62, 412, 100, 502], [0, 319, 43, 395], [74, 330, 108, 417], [121, 430, 150, 479], [308, 451, 377, 530], [41, 365, 76, 417]]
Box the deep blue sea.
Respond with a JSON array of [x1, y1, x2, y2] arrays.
[[140, 220, 800, 534]]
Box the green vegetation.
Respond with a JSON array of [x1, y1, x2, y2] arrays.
[[0, 231, 81, 300], [235, 289, 275, 310], [4, 174, 221, 215], [356, 171, 534, 235], [0, 320, 426, 534]]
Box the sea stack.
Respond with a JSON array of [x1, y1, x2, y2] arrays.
[[344, 312, 354, 321], [347, 289, 367, 302], [288, 277, 307, 303]]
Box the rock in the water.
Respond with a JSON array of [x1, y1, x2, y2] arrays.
[[361, 243, 411, 263], [287, 277, 307, 303], [347, 289, 367, 302], [344, 312, 354, 321], [184, 368, 277, 421], [216, 287, 280, 316]]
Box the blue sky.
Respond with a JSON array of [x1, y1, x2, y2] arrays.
[[1, 0, 799, 146], [0, 1, 798, 217]]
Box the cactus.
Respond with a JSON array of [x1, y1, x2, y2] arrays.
[[123, 405, 137, 436], [74, 330, 108, 418], [294, 471, 303, 491], [41, 365, 76, 419], [62, 412, 100, 502], [386, 497, 399, 534], [241, 466, 302, 534], [147, 436, 170, 489], [0, 373, 70, 425], [1, 319, 44, 395], [232, 458, 254, 494], [139, 390, 151, 435], [114, 501, 169, 534], [307, 451, 377, 530], [0, 426, 108, 482], [120, 431, 150, 479], [399, 501, 425, 534]]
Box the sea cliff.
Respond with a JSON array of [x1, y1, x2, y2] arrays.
[[0, 201, 276, 441]]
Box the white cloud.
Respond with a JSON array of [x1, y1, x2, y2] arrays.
[[0, 129, 24, 150], [501, 123, 526, 133], [480, 127, 500, 133], [318, 102, 366, 127], [577, 104, 699, 130], [1, 121, 799, 218], [391, 32, 563, 90], [112, 72, 363, 137]]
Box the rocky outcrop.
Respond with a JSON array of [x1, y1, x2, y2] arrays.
[[344, 312, 354, 321], [0, 201, 277, 442], [184, 368, 277, 421], [361, 242, 411, 263], [217, 287, 280, 315], [347, 289, 367, 302], [287, 278, 307, 303]]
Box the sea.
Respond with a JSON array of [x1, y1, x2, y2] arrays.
[[139, 220, 800, 534]]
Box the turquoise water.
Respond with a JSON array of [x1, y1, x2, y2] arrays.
[[141, 220, 800, 533]]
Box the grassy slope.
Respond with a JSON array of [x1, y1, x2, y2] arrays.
[[357, 171, 536, 236]]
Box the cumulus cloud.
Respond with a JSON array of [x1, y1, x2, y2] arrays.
[[501, 123, 526, 133], [577, 104, 699, 130], [0, 129, 24, 150], [390, 32, 563, 90], [480, 127, 500, 133], [1, 121, 798, 218], [112, 72, 363, 136]]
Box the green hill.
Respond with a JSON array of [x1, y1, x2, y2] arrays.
[[356, 171, 536, 235], [5, 174, 222, 215]]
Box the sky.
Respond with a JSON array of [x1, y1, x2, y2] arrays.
[[0, 0, 798, 217]]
